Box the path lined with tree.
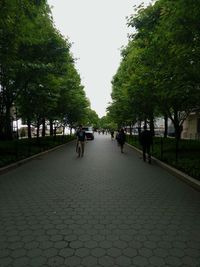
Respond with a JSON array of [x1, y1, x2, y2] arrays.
[[0, 0, 99, 141], [108, 0, 200, 140], [0, 134, 200, 266]]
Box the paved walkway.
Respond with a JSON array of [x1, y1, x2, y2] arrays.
[[0, 134, 200, 267]]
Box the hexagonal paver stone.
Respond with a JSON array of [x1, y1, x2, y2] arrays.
[[9, 241, 24, 250], [143, 240, 157, 249], [158, 241, 172, 249], [99, 255, 114, 267], [98, 240, 112, 249], [115, 255, 132, 266], [92, 234, 105, 242], [107, 247, 122, 258], [59, 247, 74, 257], [84, 240, 98, 249], [48, 256, 64, 266], [94, 224, 105, 230], [123, 247, 137, 258], [11, 248, 26, 258], [119, 234, 133, 242], [91, 247, 106, 257], [165, 256, 182, 266], [29, 256, 47, 267], [54, 240, 68, 249], [13, 256, 30, 267], [170, 247, 185, 258], [129, 240, 143, 249], [64, 234, 78, 242], [70, 240, 83, 249], [149, 256, 165, 266], [153, 248, 169, 258], [81, 255, 98, 266], [27, 248, 43, 258], [182, 256, 200, 266], [187, 240, 200, 249], [113, 240, 128, 249], [106, 234, 119, 241], [132, 255, 148, 266], [75, 248, 90, 257], [173, 241, 186, 249], [43, 248, 58, 258], [49, 234, 63, 242], [8, 235, 21, 242], [0, 257, 12, 267], [24, 241, 39, 250], [64, 255, 81, 266], [0, 249, 10, 258], [138, 247, 153, 258], [79, 234, 91, 242], [184, 248, 200, 258], [39, 240, 53, 249]]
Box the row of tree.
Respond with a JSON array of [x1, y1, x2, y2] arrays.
[[0, 0, 99, 140], [108, 0, 200, 139]]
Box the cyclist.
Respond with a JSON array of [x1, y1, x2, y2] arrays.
[[76, 125, 86, 157]]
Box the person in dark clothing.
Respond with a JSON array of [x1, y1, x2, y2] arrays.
[[76, 125, 86, 156], [110, 130, 114, 140], [140, 125, 153, 163], [117, 128, 126, 153]]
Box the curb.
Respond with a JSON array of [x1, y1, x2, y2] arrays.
[[0, 140, 75, 176], [126, 142, 200, 192]]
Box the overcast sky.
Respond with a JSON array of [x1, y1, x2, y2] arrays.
[[47, 0, 151, 117]]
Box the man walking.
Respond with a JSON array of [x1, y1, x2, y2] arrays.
[[76, 125, 86, 157], [140, 125, 153, 163]]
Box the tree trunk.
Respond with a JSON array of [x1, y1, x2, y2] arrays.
[[173, 111, 183, 162], [27, 118, 32, 139], [164, 115, 168, 138], [174, 111, 182, 141], [129, 124, 132, 136], [36, 119, 40, 140], [49, 119, 53, 136], [149, 117, 155, 136], [5, 104, 13, 140], [42, 118, 45, 137]]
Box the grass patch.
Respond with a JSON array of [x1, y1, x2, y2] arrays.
[[126, 135, 200, 181], [0, 135, 75, 168]]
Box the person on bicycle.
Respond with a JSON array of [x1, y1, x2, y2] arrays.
[[76, 125, 86, 157]]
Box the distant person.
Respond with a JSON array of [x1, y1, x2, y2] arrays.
[[76, 125, 86, 157], [110, 130, 114, 140], [117, 128, 126, 153], [140, 125, 153, 163]]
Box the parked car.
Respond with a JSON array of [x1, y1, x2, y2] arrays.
[[82, 126, 94, 140]]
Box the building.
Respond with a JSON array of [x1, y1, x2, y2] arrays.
[[181, 111, 200, 140]]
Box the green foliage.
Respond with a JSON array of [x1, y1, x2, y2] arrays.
[[0, 0, 89, 140], [127, 135, 200, 180], [99, 115, 117, 130], [109, 0, 200, 139], [0, 135, 75, 167]]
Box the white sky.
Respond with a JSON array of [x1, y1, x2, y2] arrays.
[[47, 0, 151, 118]]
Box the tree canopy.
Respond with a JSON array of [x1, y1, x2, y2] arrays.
[[108, 0, 200, 139], [0, 0, 95, 140]]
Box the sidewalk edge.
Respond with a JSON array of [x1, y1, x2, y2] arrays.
[[126, 143, 200, 191]]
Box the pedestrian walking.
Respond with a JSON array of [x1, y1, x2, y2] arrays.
[[117, 128, 126, 153], [140, 125, 153, 163], [110, 130, 114, 140], [76, 125, 86, 157]]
